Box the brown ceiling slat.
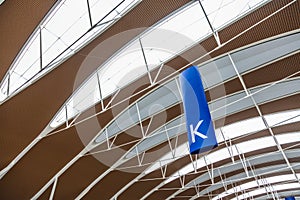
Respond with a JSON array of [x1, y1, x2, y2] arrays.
[[206, 78, 243, 102], [53, 155, 108, 199], [243, 53, 300, 88], [145, 189, 177, 200], [259, 93, 300, 115], [217, 0, 297, 49], [214, 107, 259, 128], [273, 121, 300, 135], [0, 0, 57, 80], [83, 168, 146, 200], [49, 81, 300, 200], [0, 126, 84, 199], [118, 179, 163, 200], [37, 181, 53, 200]]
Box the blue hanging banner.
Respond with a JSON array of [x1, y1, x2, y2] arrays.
[[285, 197, 295, 200], [179, 66, 218, 154]]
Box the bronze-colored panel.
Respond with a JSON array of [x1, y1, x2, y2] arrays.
[[0, 0, 57, 80], [145, 189, 177, 200], [54, 156, 108, 199], [206, 78, 243, 102], [54, 141, 138, 199], [118, 179, 162, 200], [178, 188, 198, 198], [273, 121, 300, 135], [243, 53, 300, 88], [0, 127, 84, 199], [83, 168, 146, 200], [37, 182, 53, 200], [259, 93, 300, 114], [219, 0, 292, 42], [214, 107, 259, 128]]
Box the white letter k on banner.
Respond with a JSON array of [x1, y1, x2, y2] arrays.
[[189, 120, 208, 143]]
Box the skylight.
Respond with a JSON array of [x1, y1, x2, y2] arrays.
[[221, 116, 266, 140], [49, 29, 300, 128], [265, 109, 300, 127], [0, 0, 5, 6], [0, 0, 140, 102]]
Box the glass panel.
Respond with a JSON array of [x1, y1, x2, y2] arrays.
[[231, 32, 300, 74], [112, 105, 139, 136], [71, 75, 99, 112], [6, 31, 40, 94], [41, 0, 90, 67], [89, 0, 121, 26], [210, 92, 254, 120], [0, 0, 141, 103], [47, 5, 300, 130], [43, 0, 88, 39], [221, 116, 266, 140], [276, 132, 300, 145], [0, 75, 8, 101], [190, 163, 288, 192], [251, 78, 300, 104], [264, 109, 300, 127], [142, 48, 173, 70], [41, 27, 66, 67], [137, 81, 181, 119], [94, 81, 182, 143], [98, 41, 147, 98], [14, 32, 40, 76], [141, 2, 212, 64], [199, 55, 235, 89], [9, 72, 28, 93]]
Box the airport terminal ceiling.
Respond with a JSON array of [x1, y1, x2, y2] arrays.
[[0, 0, 299, 199]]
